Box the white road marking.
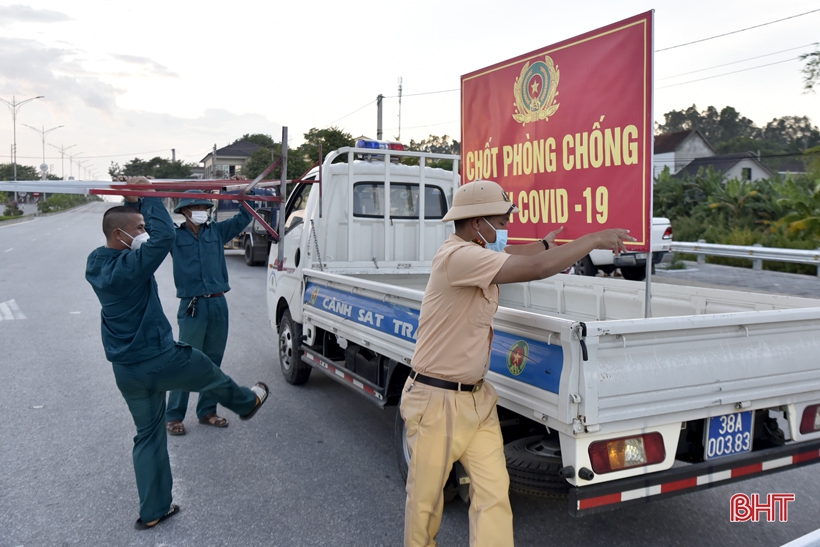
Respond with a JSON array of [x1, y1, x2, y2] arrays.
[[0, 300, 26, 320], [69, 311, 81, 314], [0, 302, 13, 320], [4, 248, 12, 252]]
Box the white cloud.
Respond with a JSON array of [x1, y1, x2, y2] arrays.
[[110, 53, 178, 78], [0, 4, 71, 25]]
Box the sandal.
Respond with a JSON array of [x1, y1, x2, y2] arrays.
[[166, 420, 185, 436], [240, 382, 269, 420], [198, 413, 228, 428], [135, 504, 181, 530]]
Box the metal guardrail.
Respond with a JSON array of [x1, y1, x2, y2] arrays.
[[671, 240, 820, 277]]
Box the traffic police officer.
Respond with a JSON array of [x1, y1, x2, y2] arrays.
[[165, 190, 254, 435], [401, 179, 633, 547], [86, 179, 268, 530]]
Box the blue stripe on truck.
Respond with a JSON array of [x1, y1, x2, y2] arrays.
[[304, 282, 563, 393]]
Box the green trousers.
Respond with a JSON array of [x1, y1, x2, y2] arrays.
[[166, 295, 229, 421], [113, 343, 257, 523]]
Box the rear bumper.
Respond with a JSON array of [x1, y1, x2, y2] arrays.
[[613, 251, 667, 267], [569, 439, 820, 516]]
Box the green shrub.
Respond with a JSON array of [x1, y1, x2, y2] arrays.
[[2, 201, 23, 217]]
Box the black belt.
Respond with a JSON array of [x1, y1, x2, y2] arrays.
[[410, 371, 483, 393], [201, 292, 224, 298]]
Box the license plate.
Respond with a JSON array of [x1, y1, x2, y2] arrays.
[[703, 411, 754, 460]]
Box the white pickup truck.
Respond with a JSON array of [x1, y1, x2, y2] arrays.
[[573, 217, 673, 281], [267, 142, 820, 516]]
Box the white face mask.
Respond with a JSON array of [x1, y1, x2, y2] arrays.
[[187, 211, 209, 225], [119, 229, 150, 250]]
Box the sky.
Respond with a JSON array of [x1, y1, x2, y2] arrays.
[[0, 0, 818, 180]]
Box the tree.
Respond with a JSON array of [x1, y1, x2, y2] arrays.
[[109, 157, 197, 179], [762, 116, 820, 151], [242, 144, 309, 181], [656, 105, 758, 143], [406, 135, 460, 155], [402, 135, 461, 170], [298, 127, 354, 164], [235, 133, 276, 149], [801, 50, 820, 93], [0, 163, 39, 181]]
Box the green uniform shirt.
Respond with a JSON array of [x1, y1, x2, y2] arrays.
[[171, 206, 252, 298], [85, 197, 176, 364]]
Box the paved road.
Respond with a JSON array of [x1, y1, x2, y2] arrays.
[[654, 262, 820, 299], [1, 203, 819, 546]]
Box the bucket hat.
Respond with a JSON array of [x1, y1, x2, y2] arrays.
[[173, 190, 214, 214], [441, 180, 518, 222]]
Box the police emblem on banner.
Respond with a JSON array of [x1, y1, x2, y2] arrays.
[[506, 340, 529, 376], [512, 56, 560, 126], [309, 286, 320, 305]]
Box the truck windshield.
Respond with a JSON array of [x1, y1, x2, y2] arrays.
[[353, 182, 446, 219], [285, 183, 312, 232]]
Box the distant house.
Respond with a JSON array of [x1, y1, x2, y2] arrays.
[[776, 159, 807, 177], [672, 152, 774, 182], [653, 129, 715, 177], [201, 140, 263, 178]]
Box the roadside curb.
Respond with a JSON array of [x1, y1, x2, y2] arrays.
[[0, 202, 94, 227]]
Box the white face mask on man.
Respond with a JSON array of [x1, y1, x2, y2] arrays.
[[186, 211, 209, 225], [118, 229, 150, 250]]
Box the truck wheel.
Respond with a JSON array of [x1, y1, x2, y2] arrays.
[[278, 310, 311, 385], [619, 265, 646, 281], [394, 409, 460, 503], [244, 239, 257, 266], [573, 255, 598, 277], [505, 436, 569, 498]]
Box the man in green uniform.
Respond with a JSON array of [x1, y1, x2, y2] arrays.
[[164, 190, 254, 435], [85, 178, 268, 530]]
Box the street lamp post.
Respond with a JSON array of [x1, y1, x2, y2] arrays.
[[22, 124, 63, 179], [0, 95, 44, 180], [48, 143, 77, 180], [76, 160, 89, 180], [68, 152, 82, 179]]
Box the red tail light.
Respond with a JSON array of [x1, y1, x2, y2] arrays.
[[663, 226, 673, 240], [589, 432, 665, 474], [800, 404, 820, 434]]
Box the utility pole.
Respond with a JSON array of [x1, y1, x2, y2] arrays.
[[376, 94, 384, 140], [48, 143, 77, 179], [397, 77, 403, 141], [172, 148, 176, 162]]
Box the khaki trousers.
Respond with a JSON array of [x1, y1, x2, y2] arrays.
[[400, 378, 513, 547]]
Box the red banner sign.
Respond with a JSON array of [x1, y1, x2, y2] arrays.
[[461, 11, 653, 250]]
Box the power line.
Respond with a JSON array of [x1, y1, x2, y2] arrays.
[[656, 43, 817, 81], [385, 88, 459, 99], [656, 8, 820, 52], [325, 99, 376, 127], [656, 57, 800, 89]]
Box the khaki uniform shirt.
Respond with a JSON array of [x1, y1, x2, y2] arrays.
[[411, 234, 510, 383]]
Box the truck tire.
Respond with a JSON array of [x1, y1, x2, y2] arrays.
[[505, 436, 569, 498], [278, 310, 311, 385], [574, 255, 598, 277], [244, 239, 259, 266], [394, 409, 460, 503], [619, 265, 646, 281]]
